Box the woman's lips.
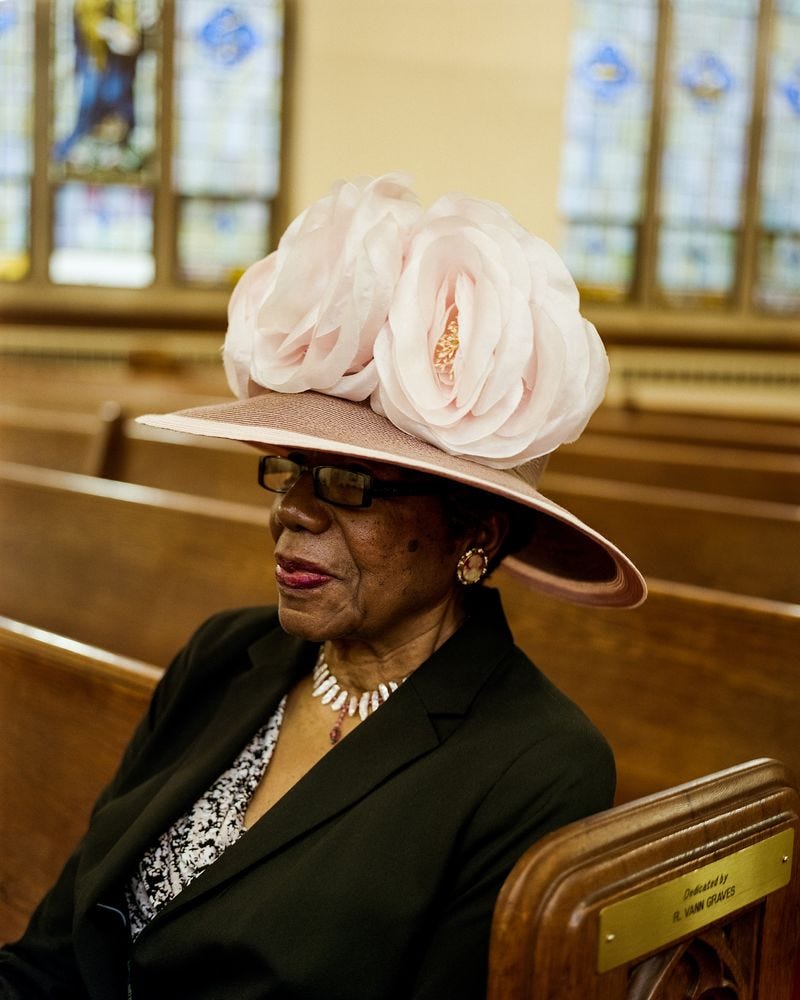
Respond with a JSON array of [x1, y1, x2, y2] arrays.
[[275, 557, 333, 590]]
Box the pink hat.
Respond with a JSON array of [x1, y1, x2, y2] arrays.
[[139, 174, 646, 608]]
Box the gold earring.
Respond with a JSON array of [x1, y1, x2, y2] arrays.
[[456, 547, 489, 586]]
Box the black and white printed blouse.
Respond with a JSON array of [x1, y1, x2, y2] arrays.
[[125, 697, 287, 941]]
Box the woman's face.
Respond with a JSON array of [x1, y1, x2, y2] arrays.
[[267, 449, 468, 651]]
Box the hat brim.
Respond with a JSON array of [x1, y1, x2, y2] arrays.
[[137, 391, 646, 608]]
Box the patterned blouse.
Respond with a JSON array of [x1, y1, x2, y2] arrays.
[[125, 696, 287, 941]]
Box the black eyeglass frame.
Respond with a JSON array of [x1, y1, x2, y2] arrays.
[[257, 454, 449, 509]]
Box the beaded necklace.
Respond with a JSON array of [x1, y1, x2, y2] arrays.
[[311, 649, 407, 744]]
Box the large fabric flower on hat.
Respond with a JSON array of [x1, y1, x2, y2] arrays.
[[224, 174, 422, 401], [370, 193, 608, 469]]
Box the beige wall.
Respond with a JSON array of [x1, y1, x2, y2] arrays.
[[280, 0, 573, 242]]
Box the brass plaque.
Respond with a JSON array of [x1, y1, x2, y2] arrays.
[[597, 827, 794, 973]]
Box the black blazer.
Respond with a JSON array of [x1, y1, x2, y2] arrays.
[[1, 588, 615, 1000]]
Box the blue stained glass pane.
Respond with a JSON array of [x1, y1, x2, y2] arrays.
[[657, 227, 736, 296], [0, 180, 30, 281], [757, 234, 800, 311], [660, 4, 757, 231], [658, 3, 757, 298], [50, 182, 154, 286], [672, 0, 758, 13], [759, 7, 800, 231], [174, 0, 283, 197], [178, 197, 270, 283], [679, 52, 735, 111], [560, 223, 637, 299], [758, 3, 800, 310], [561, 0, 656, 224], [0, 0, 34, 281], [197, 5, 258, 65], [0, 0, 34, 178], [559, 0, 657, 296]]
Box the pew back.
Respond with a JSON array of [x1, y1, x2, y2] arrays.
[[115, 423, 800, 505], [542, 472, 800, 603], [0, 357, 228, 416], [588, 406, 800, 454], [488, 757, 800, 998], [0, 461, 276, 666], [2, 459, 799, 804], [497, 569, 800, 805], [0, 402, 122, 476], [104, 426, 800, 602], [100, 426, 800, 602], [103, 422, 258, 504], [548, 434, 800, 504], [0, 618, 160, 943]]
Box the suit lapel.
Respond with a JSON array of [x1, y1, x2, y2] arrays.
[[154, 588, 514, 920], [158, 677, 443, 918], [76, 625, 310, 915], [79, 588, 514, 923]]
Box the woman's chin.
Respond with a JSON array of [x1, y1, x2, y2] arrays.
[[276, 601, 340, 643]]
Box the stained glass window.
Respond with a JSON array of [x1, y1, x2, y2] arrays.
[[560, 0, 799, 323], [559, 0, 657, 299], [757, 0, 800, 311], [50, 182, 155, 287], [177, 197, 270, 284], [657, 0, 759, 301], [48, 0, 161, 286], [0, 0, 35, 282], [0, 0, 283, 307], [174, 0, 282, 283], [50, 0, 161, 178]]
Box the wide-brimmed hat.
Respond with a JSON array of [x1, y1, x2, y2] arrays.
[[138, 174, 646, 608]]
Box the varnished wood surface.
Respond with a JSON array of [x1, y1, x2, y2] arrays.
[[543, 472, 799, 603], [588, 406, 800, 454], [106, 420, 800, 509], [0, 618, 160, 943], [487, 758, 800, 998], [498, 570, 800, 806], [547, 433, 800, 504], [104, 421, 259, 505], [62, 421, 800, 602], [1, 458, 798, 801], [0, 460, 276, 667], [3, 359, 798, 605], [0, 402, 122, 477], [0, 358, 228, 417]]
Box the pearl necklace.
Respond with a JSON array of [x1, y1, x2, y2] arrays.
[[311, 650, 407, 744]]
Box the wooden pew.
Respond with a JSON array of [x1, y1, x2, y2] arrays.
[[497, 568, 800, 805], [547, 434, 800, 504], [6, 615, 798, 988], [0, 402, 122, 476], [541, 472, 800, 604], [0, 617, 160, 944], [0, 460, 276, 666], [0, 356, 228, 418], [99, 426, 800, 603], [488, 757, 800, 997], [588, 405, 800, 454], [103, 421, 259, 505], [2, 459, 798, 804], [104, 418, 800, 510]]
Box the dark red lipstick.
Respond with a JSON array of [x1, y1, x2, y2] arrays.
[[275, 556, 333, 590]]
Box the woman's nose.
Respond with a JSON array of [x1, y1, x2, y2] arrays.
[[270, 472, 331, 535]]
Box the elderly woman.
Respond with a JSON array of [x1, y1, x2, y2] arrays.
[[0, 175, 645, 999]]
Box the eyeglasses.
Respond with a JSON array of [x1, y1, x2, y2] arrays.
[[257, 454, 448, 509]]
